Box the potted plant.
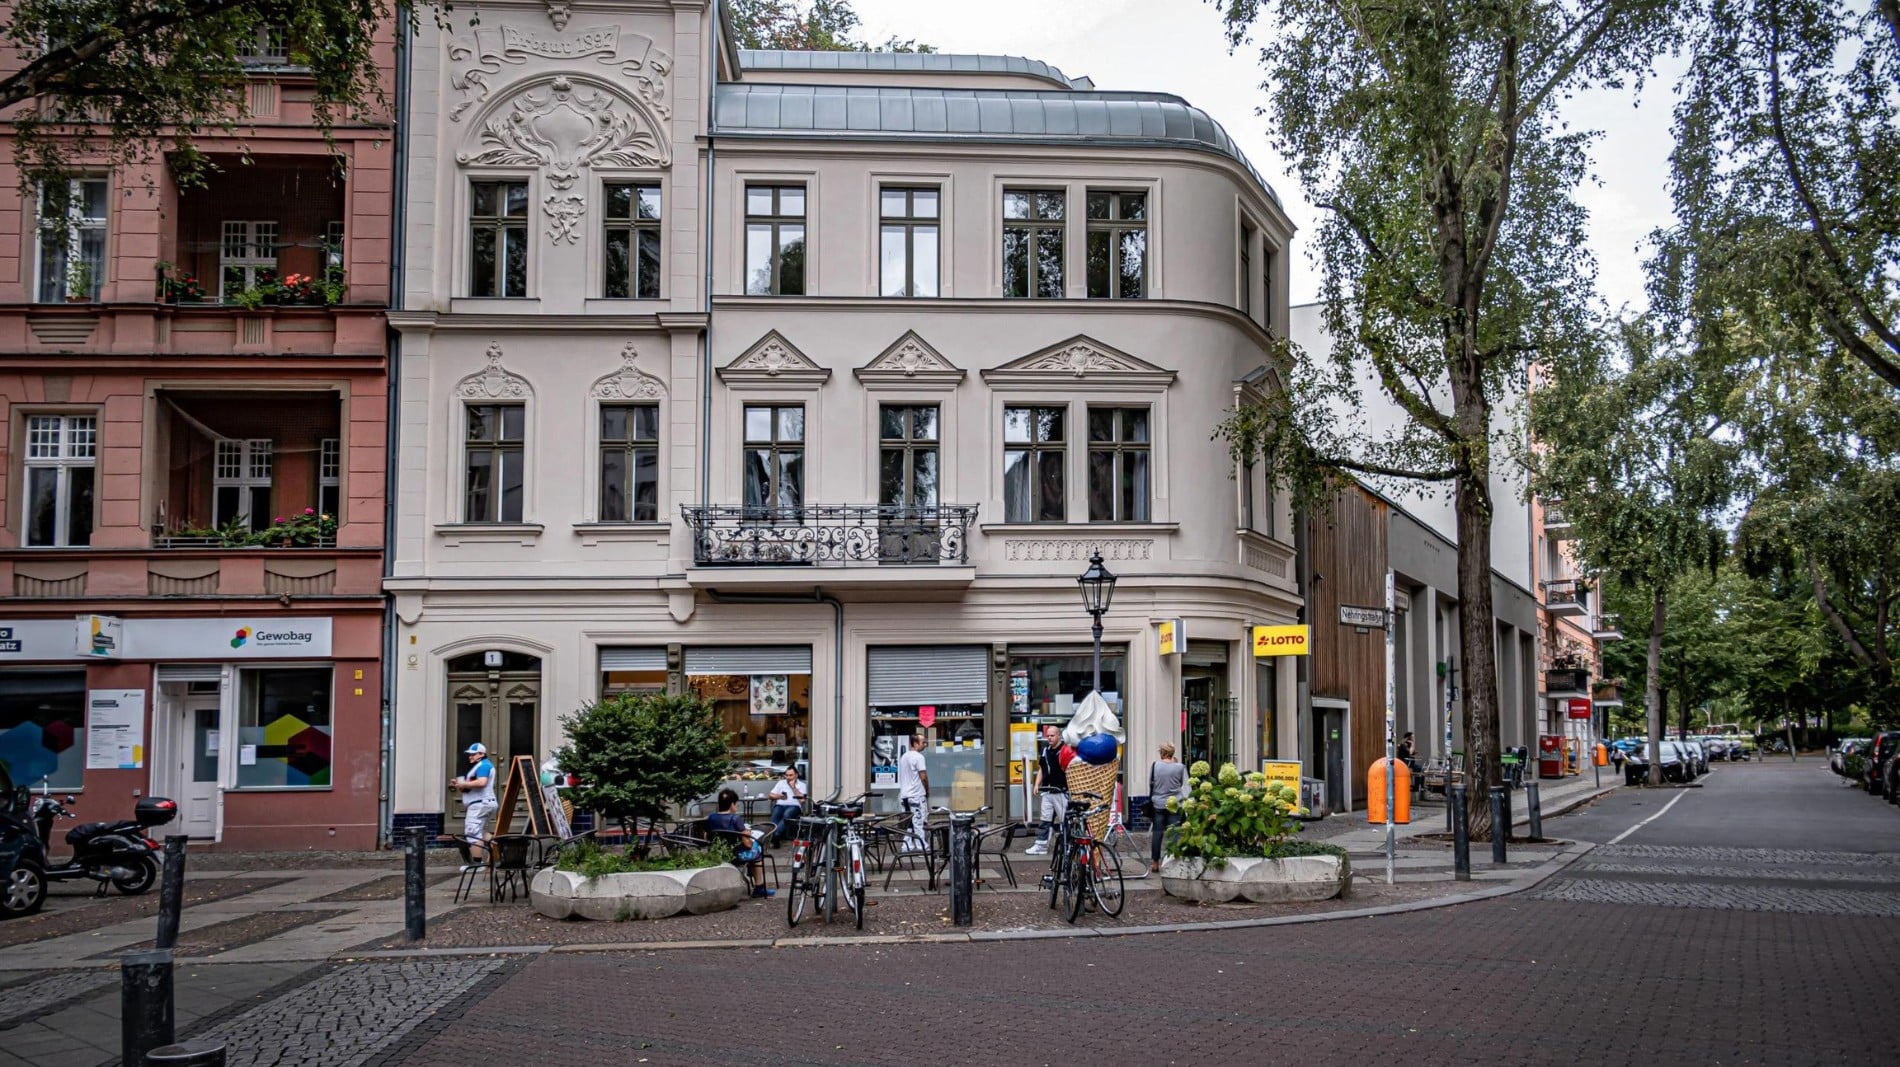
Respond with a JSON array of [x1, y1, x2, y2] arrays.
[[1159, 761, 1351, 904], [64, 260, 94, 302]]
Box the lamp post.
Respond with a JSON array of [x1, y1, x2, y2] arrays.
[[1076, 551, 1118, 693]]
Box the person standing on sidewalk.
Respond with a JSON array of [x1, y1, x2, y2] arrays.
[[1147, 743, 1187, 873], [897, 733, 931, 850], [451, 742, 498, 861], [1025, 725, 1069, 856]]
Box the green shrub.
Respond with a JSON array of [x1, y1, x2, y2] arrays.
[[555, 691, 729, 832], [556, 837, 733, 880], [1163, 760, 1306, 862]]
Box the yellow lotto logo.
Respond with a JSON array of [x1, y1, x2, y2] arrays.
[[1252, 625, 1310, 657]]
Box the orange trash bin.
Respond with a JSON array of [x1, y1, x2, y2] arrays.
[[1366, 758, 1412, 824]]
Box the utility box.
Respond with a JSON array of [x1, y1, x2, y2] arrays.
[[1366, 758, 1412, 824], [1538, 735, 1566, 779]]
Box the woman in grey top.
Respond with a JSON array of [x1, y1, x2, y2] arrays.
[[1148, 743, 1188, 872]]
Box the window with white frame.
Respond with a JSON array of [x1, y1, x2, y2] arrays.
[[1087, 406, 1151, 522], [220, 220, 279, 302], [319, 438, 341, 518], [1002, 189, 1065, 298], [599, 404, 659, 522], [214, 439, 273, 532], [23, 414, 95, 547], [1085, 190, 1147, 299], [744, 184, 807, 296], [879, 187, 939, 298], [237, 24, 290, 65], [603, 183, 662, 299], [464, 404, 525, 522], [743, 404, 805, 515], [469, 180, 529, 298], [36, 178, 107, 303], [323, 220, 345, 286]]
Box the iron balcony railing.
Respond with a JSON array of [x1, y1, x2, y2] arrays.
[[1544, 668, 1590, 696], [1543, 577, 1590, 614], [682, 504, 978, 566], [1592, 613, 1624, 640]]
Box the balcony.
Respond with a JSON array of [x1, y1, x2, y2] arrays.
[[2, 548, 380, 601], [1544, 668, 1590, 698], [682, 504, 979, 591], [1592, 679, 1626, 707], [153, 390, 343, 547], [1592, 613, 1624, 641], [1543, 502, 1574, 540], [1543, 578, 1590, 618]]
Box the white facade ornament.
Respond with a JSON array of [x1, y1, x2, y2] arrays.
[[448, 26, 672, 122], [855, 331, 965, 388], [718, 331, 831, 385], [591, 342, 667, 399], [459, 76, 670, 188], [1022, 341, 1146, 377], [983, 335, 1175, 387], [544, 193, 585, 243], [457, 343, 531, 399]]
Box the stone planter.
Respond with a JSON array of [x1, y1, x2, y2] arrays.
[[529, 864, 747, 921], [1160, 854, 1350, 904]]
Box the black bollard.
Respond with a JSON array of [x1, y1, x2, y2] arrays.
[[948, 813, 975, 927], [121, 949, 174, 1067], [1526, 782, 1544, 841], [145, 1039, 227, 1066], [1489, 786, 1509, 864], [156, 836, 188, 950], [404, 826, 427, 941], [1450, 785, 1470, 882]]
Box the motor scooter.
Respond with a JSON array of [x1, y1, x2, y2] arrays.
[[30, 789, 175, 895]]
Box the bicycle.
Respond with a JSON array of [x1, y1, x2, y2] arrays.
[[785, 792, 871, 929], [1039, 791, 1125, 922]]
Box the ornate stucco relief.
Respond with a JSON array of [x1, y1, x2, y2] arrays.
[[448, 25, 673, 123], [1003, 539, 1155, 563], [456, 343, 531, 399], [982, 335, 1176, 387], [855, 331, 966, 387], [717, 331, 832, 385], [590, 342, 668, 400]]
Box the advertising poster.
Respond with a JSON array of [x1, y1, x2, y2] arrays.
[[84, 689, 146, 770], [1008, 723, 1037, 784], [1010, 670, 1029, 716], [750, 674, 789, 716], [1260, 759, 1303, 799]]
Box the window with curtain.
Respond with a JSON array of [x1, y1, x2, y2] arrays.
[[36, 178, 108, 302], [599, 403, 660, 522], [464, 404, 525, 522], [23, 414, 95, 547], [1003, 406, 1065, 522], [1087, 406, 1151, 522], [743, 404, 805, 515]]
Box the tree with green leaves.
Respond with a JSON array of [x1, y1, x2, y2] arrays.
[[0, 0, 399, 186], [1656, 0, 1898, 397], [1531, 318, 1743, 782], [555, 692, 730, 838], [725, 0, 932, 53], [1208, 0, 1678, 833]]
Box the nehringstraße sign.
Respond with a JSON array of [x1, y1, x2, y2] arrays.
[[1337, 604, 1390, 628]]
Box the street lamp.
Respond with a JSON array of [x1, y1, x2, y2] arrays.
[[1076, 550, 1118, 693]]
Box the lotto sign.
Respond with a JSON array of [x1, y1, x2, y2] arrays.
[[1158, 619, 1184, 656], [1252, 625, 1310, 657]]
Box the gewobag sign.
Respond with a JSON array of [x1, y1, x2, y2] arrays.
[[124, 618, 333, 660]]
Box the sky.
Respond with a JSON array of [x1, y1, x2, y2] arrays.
[[850, 0, 1683, 314]]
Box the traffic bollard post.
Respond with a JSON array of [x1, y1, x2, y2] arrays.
[[1489, 786, 1509, 864], [1526, 782, 1543, 841], [1451, 785, 1470, 881], [156, 836, 188, 951], [404, 826, 427, 941], [121, 949, 174, 1067], [948, 813, 974, 927]]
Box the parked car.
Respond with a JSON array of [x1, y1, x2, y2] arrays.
[[1626, 742, 1690, 785], [1681, 740, 1710, 775], [0, 761, 49, 919], [1863, 732, 1900, 795], [1830, 738, 1870, 776]]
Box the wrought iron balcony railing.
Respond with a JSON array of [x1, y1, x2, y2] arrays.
[[1544, 668, 1590, 695], [1543, 577, 1590, 615], [683, 504, 978, 566]]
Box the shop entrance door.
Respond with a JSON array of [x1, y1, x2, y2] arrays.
[[169, 697, 222, 840], [445, 652, 541, 832], [1311, 703, 1348, 814], [1183, 671, 1232, 770]]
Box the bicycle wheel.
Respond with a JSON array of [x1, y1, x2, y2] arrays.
[[786, 855, 809, 926], [824, 857, 840, 925], [1090, 840, 1125, 916], [1066, 843, 1090, 923], [848, 839, 867, 930]]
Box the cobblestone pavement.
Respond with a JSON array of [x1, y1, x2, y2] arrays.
[[0, 972, 119, 1030]]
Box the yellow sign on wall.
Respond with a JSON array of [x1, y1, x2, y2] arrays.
[[1260, 759, 1303, 798], [1252, 624, 1310, 657], [1158, 619, 1184, 656]]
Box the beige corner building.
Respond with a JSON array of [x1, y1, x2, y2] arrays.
[[386, 0, 1302, 833]]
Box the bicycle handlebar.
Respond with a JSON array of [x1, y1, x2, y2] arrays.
[[930, 805, 992, 817]]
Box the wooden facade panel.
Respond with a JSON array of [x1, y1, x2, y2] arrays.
[[1306, 485, 1389, 805]]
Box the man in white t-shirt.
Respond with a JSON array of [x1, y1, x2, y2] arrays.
[[451, 741, 498, 861], [896, 734, 930, 850]]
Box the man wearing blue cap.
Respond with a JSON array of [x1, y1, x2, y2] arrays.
[[452, 742, 498, 860]]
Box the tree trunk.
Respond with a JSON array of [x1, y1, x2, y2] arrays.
[[1646, 588, 1667, 786], [1455, 474, 1504, 840]]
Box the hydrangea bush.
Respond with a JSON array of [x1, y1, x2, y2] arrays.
[[1163, 760, 1307, 861]]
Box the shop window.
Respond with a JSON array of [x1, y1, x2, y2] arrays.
[[236, 667, 333, 788], [24, 413, 96, 547], [869, 704, 985, 814], [603, 182, 662, 299], [0, 671, 86, 790], [1003, 405, 1065, 522], [1006, 648, 1126, 821], [686, 671, 811, 777]]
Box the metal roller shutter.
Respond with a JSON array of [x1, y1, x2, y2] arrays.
[[867, 645, 990, 706], [683, 645, 813, 674], [155, 665, 224, 683], [599, 647, 666, 671]]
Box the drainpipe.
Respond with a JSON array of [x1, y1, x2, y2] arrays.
[[705, 589, 845, 796], [377, 15, 414, 848], [701, 7, 719, 509]]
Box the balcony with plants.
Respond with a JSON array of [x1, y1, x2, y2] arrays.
[[151, 391, 344, 550]]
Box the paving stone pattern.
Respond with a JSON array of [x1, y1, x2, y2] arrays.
[[1531, 878, 1900, 915], [1590, 843, 1900, 866], [0, 972, 118, 1030], [1531, 842, 1900, 916], [196, 958, 509, 1067]]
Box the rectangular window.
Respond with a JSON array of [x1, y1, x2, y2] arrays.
[[1003, 406, 1065, 522], [1002, 189, 1065, 298], [469, 180, 529, 297], [237, 668, 333, 788], [0, 672, 87, 789], [603, 182, 662, 299], [1240, 457, 1255, 531], [23, 414, 95, 547], [879, 405, 940, 509], [464, 404, 525, 523], [1087, 406, 1151, 522], [1239, 221, 1254, 318], [1262, 246, 1275, 328], [213, 438, 273, 533], [323, 220, 345, 286], [318, 438, 341, 519], [219, 220, 279, 302], [1085, 190, 1147, 299], [744, 184, 806, 295], [878, 187, 939, 298], [599, 403, 660, 522], [1257, 660, 1278, 760], [36, 178, 108, 303], [237, 24, 290, 65], [743, 404, 805, 515]]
